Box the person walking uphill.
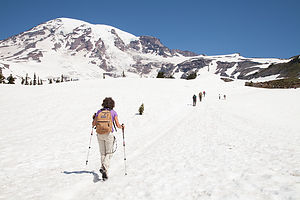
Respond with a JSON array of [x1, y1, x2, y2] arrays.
[[92, 97, 125, 180], [199, 92, 203, 102], [192, 94, 197, 106]]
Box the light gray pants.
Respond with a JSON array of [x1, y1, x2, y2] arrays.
[[97, 133, 114, 171]]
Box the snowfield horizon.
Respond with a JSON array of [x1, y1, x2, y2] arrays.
[[0, 72, 299, 200]]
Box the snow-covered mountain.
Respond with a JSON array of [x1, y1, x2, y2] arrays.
[[0, 18, 290, 82]]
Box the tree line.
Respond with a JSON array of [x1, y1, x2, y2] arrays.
[[0, 71, 74, 85]]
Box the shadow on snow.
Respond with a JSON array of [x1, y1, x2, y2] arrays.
[[62, 170, 101, 183]]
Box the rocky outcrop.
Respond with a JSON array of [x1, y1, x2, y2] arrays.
[[52, 42, 62, 50], [176, 58, 211, 78], [111, 29, 126, 51], [90, 38, 106, 59], [130, 62, 161, 74], [214, 60, 263, 79], [235, 61, 263, 79], [244, 56, 300, 79], [215, 61, 236, 77], [128, 40, 140, 51], [139, 36, 173, 57], [68, 35, 93, 52]]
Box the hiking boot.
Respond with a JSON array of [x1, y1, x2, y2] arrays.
[[99, 165, 108, 180]]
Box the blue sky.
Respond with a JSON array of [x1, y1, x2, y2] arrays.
[[1, 0, 299, 58]]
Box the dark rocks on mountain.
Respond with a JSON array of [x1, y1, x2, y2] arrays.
[[66, 27, 93, 52], [215, 60, 263, 79], [128, 40, 140, 51], [111, 29, 126, 51], [26, 50, 43, 62], [215, 61, 236, 77], [245, 56, 300, 79], [234, 61, 263, 79], [53, 43, 62, 50], [74, 26, 92, 35], [139, 36, 172, 57], [23, 30, 46, 38], [99, 59, 114, 72], [77, 40, 93, 52], [131, 62, 161, 74], [176, 58, 211, 79], [159, 63, 176, 77], [0, 63, 10, 69], [25, 42, 36, 49], [177, 58, 211, 73], [68, 35, 93, 52], [221, 77, 234, 82], [12, 49, 27, 57], [90, 38, 106, 59]]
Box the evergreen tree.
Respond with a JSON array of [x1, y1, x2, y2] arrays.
[[49, 79, 53, 84], [103, 73, 105, 79], [186, 72, 197, 80], [61, 74, 64, 82], [138, 103, 144, 115], [21, 77, 25, 85], [0, 71, 5, 84], [7, 74, 15, 84], [122, 70, 126, 77], [156, 71, 165, 78], [25, 73, 29, 85], [33, 73, 37, 85]]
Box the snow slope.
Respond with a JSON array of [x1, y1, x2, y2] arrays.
[[0, 75, 299, 200]]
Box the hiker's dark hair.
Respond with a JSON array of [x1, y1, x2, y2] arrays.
[[102, 97, 115, 109]]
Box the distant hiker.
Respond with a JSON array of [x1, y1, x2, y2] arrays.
[[199, 92, 202, 102], [92, 97, 125, 180], [203, 91, 206, 97], [193, 94, 197, 106], [224, 95, 226, 100], [219, 94, 221, 100]]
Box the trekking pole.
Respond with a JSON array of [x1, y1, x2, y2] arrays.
[[122, 124, 127, 175], [86, 127, 94, 165]]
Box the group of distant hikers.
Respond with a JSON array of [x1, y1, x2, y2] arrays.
[[192, 91, 227, 105], [192, 91, 206, 106], [219, 94, 226, 100]]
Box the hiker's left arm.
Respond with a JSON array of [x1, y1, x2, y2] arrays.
[[92, 113, 96, 127], [114, 116, 125, 129]]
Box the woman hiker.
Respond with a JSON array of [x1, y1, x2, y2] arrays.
[[92, 97, 125, 180]]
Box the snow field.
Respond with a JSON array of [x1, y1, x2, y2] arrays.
[[0, 76, 299, 200]]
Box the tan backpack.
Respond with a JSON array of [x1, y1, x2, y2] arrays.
[[96, 110, 113, 134]]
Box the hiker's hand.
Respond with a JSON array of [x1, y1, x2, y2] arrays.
[[92, 113, 96, 119]]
